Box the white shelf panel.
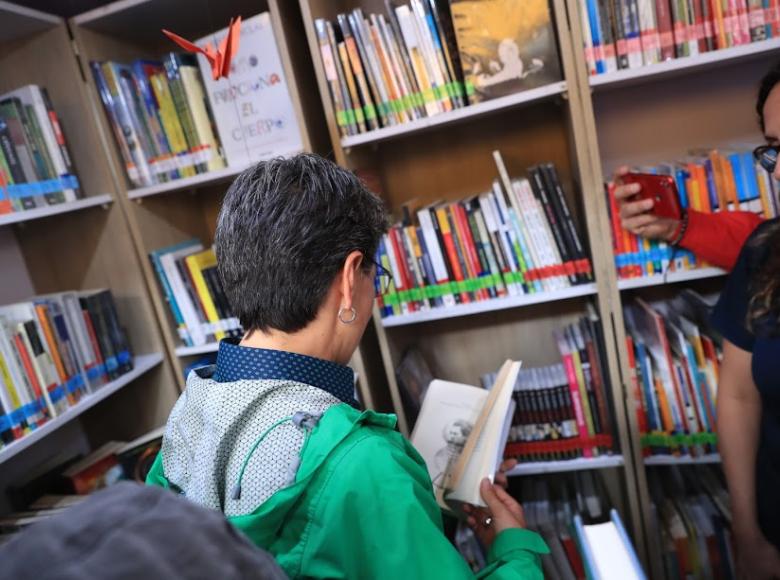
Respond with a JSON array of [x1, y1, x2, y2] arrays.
[[644, 453, 721, 466], [0, 194, 113, 227], [381, 283, 598, 328], [127, 165, 250, 200], [341, 81, 567, 148], [0, 1, 60, 43], [590, 38, 780, 91], [175, 342, 219, 357], [507, 455, 625, 476], [617, 267, 726, 291], [0, 353, 163, 465]]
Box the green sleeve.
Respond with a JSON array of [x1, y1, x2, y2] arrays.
[[298, 432, 547, 580], [145, 452, 169, 488]]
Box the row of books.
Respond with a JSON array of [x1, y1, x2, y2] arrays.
[[457, 471, 644, 579], [482, 308, 617, 462], [375, 158, 593, 318], [315, 0, 562, 138], [92, 13, 302, 189], [580, 0, 780, 76], [0, 291, 133, 448], [0, 426, 164, 538], [150, 239, 241, 348], [606, 147, 778, 279], [648, 465, 735, 579], [624, 290, 720, 457], [0, 85, 81, 214]]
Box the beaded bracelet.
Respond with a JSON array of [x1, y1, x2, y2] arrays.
[[669, 210, 689, 247]]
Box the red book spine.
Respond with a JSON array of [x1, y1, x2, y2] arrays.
[[561, 351, 593, 459], [13, 334, 47, 417], [452, 203, 489, 300], [655, 0, 676, 60], [435, 207, 472, 303], [389, 228, 417, 312], [0, 165, 11, 214], [690, 0, 708, 51]]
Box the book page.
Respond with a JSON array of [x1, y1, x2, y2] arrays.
[[582, 522, 644, 580], [411, 380, 488, 497], [446, 361, 521, 507]]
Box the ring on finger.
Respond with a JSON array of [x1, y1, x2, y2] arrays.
[[482, 516, 493, 527]]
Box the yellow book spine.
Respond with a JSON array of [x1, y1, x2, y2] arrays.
[[570, 348, 596, 440], [0, 348, 23, 410], [185, 251, 225, 342], [655, 377, 675, 434], [150, 73, 196, 178], [179, 67, 225, 173]]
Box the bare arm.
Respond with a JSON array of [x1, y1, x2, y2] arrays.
[[717, 339, 762, 540]]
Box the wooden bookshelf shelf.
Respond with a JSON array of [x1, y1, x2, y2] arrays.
[[72, 0, 264, 43], [0, 195, 113, 227], [127, 166, 251, 200], [0, 0, 60, 43], [507, 455, 625, 476], [175, 343, 220, 357], [644, 453, 721, 466], [380, 283, 598, 328], [0, 353, 163, 465], [340, 81, 568, 149], [616, 267, 726, 291], [589, 38, 780, 91]]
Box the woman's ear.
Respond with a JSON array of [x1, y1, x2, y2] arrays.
[[339, 250, 365, 311]]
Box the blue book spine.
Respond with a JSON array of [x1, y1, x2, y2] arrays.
[[586, 0, 605, 73], [674, 168, 689, 209], [635, 340, 661, 432], [150, 240, 201, 346], [741, 151, 761, 206], [704, 158, 719, 210], [728, 153, 747, 204]]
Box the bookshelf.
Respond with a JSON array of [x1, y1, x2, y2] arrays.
[[562, 0, 777, 574], [340, 81, 568, 148], [299, 0, 646, 558], [507, 454, 625, 477], [67, 0, 339, 393], [0, 4, 180, 503], [0, 353, 163, 465], [590, 37, 780, 91], [0, 194, 113, 226]]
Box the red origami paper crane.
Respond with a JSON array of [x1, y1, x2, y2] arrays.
[[162, 15, 242, 80]]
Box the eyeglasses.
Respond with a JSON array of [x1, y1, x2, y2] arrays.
[[753, 145, 778, 174], [371, 259, 394, 296]]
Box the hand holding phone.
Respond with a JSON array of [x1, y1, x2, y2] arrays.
[[620, 173, 683, 221], [612, 167, 685, 242]]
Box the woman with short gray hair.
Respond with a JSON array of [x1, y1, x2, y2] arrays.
[[146, 153, 548, 578]]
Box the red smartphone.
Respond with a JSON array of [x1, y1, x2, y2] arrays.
[[621, 173, 683, 221]]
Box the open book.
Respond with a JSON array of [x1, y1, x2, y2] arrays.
[[411, 360, 521, 510]]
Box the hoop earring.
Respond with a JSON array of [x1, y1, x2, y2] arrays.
[[338, 307, 357, 325]]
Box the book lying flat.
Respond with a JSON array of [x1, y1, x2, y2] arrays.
[[411, 359, 520, 510]]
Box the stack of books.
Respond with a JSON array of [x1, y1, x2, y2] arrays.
[[0, 85, 81, 214], [314, 0, 562, 138], [91, 13, 303, 189], [0, 291, 133, 449], [606, 147, 778, 279], [648, 465, 735, 579], [624, 290, 720, 458], [580, 0, 780, 76], [457, 471, 645, 579], [482, 307, 616, 462], [375, 160, 593, 318], [150, 240, 240, 349]]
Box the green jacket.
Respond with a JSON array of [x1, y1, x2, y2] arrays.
[[147, 403, 548, 579]]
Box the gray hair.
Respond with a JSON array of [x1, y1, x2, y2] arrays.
[[215, 154, 387, 333]]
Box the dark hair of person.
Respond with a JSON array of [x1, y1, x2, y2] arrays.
[[749, 62, 780, 329], [215, 154, 387, 334], [757, 60, 780, 133]]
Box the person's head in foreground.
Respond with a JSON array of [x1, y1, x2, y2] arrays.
[[146, 153, 548, 579], [0, 482, 287, 580]]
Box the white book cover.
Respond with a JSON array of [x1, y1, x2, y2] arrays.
[[196, 13, 304, 168]]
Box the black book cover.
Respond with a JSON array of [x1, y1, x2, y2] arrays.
[[80, 294, 119, 381], [528, 167, 577, 284]]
